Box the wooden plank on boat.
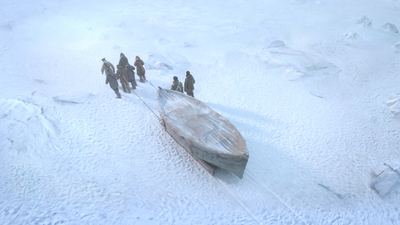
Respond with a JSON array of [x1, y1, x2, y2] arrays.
[[157, 87, 249, 179], [161, 120, 216, 176]]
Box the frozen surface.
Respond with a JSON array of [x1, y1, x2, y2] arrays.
[[1, 0, 400, 224]]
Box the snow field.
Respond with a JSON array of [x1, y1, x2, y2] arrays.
[[1, 0, 400, 224]]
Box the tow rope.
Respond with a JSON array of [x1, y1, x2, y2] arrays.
[[131, 83, 161, 121]]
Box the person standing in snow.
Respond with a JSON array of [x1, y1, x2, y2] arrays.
[[106, 72, 122, 99], [184, 71, 195, 97], [118, 53, 137, 90], [116, 65, 130, 93], [126, 64, 137, 90], [118, 53, 129, 68], [102, 59, 121, 98], [170, 76, 183, 93], [101, 58, 115, 75], [134, 56, 146, 82]]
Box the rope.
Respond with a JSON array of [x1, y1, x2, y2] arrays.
[[148, 80, 158, 91], [131, 89, 161, 121]]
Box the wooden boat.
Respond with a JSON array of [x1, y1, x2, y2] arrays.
[[157, 87, 249, 179]]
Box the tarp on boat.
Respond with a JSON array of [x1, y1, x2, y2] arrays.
[[157, 88, 249, 178]]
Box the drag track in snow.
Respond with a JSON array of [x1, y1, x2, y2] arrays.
[[128, 82, 305, 224], [93, 80, 308, 224], [130, 83, 316, 225]]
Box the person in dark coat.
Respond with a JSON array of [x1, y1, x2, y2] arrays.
[[118, 53, 129, 68], [104, 62, 121, 98], [134, 56, 146, 82], [101, 58, 117, 90], [171, 76, 183, 93], [116, 65, 130, 93], [126, 65, 137, 90], [184, 71, 195, 97]]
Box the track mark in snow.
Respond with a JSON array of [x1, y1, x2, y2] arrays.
[[245, 170, 309, 225], [155, 116, 263, 223], [33, 78, 47, 84], [317, 183, 347, 200], [213, 177, 263, 225], [308, 92, 323, 99], [139, 80, 305, 223]]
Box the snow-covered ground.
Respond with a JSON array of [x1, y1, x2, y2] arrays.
[[1, 0, 400, 224]]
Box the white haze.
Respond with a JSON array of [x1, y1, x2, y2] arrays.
[[1, 0, 400, 224]]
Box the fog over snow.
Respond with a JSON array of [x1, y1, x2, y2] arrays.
[[1, 0, 400, 224]]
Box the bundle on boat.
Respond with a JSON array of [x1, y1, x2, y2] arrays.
[[157, 88, 249, 179]]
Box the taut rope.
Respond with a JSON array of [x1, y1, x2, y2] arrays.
[[131, 88, 161, 121]]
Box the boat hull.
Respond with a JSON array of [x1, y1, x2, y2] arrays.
[[157, 88, 249, 179]]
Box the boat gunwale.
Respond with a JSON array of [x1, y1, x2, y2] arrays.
[[157, 88, 248, 157]]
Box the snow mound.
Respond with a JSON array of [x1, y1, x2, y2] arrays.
[[264, 41, 339, 81], [33, 78, 47, 84], [183, 41, 195, 48], [305, 61, 337, 71], [356, 15, 372, 27], [146, 53, 174, 70], [395, 41, 400, 50], [344, 32, 358, 39], [146, 52, 191, 73], [382, 23, 399, 33], [1, 20, 17, 31], [166, 52, 192, 74], [266, 40, 286, 48], [0, 98, 60, 156], [371, 162, 400, 197], [386, 94, 400, 113], [52, 91, 95, 104]]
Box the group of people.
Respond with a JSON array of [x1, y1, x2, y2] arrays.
[[101, 53, 195, 99], [170, 71, 195, 97], [101, 53, 147, 98]]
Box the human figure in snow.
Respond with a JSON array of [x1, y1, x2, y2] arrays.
[[116, 65, 130, 93], [101, 58, 115, 75], [126, 64, 137, 90], [118, 53, 129, 68], [170, 76, 183, 93], [134, 56, 146, 82], [184, 71, 195, 97], [106, 72, 122, 99], [102, 59, 121, 98]]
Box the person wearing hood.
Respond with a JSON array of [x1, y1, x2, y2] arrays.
[[170, 76, 183, 93], [184, 71, 195, 97], [102, 58, 121, 98], [118, 53, 129, 68], [116, 65, 130, 93], [134, 56, 146, 82], [126, 64, 137, 90]]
